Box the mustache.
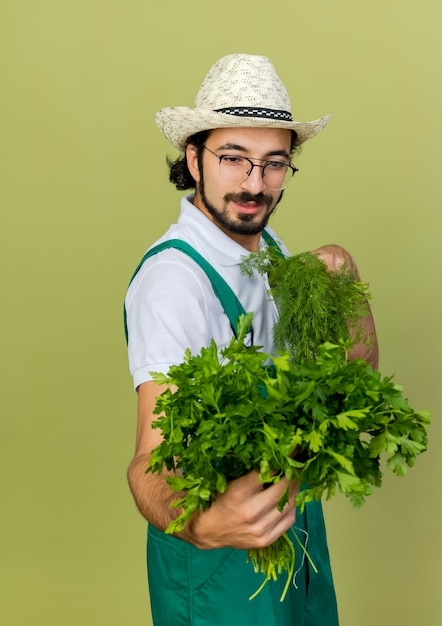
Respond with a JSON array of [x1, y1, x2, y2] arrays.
[[224, 191, 273, 206]]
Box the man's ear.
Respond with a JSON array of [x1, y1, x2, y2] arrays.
[[186, 144, 201, 183]]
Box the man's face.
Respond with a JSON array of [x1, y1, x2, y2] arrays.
[[188, 127, 292, 250]]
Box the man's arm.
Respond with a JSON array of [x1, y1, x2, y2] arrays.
[[127, 380, 299, 550], [312, 244, 379, 369]]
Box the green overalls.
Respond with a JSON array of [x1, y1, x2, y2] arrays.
[[125, 233, 339, 626]]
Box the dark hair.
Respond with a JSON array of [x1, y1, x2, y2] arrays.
[[167, 129, 301, 191], [167, 131, 209, 190]]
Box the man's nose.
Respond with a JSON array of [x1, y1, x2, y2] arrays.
[[240, 163, 267, 194]]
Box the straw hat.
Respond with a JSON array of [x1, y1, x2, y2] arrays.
[[155, 54, 331, 151]]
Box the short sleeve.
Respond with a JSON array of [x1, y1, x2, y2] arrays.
[[125, 251, 231, 389]]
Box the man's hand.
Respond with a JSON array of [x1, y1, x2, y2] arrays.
[[312, 243, 363, 275], [181, 471, 299, 550]]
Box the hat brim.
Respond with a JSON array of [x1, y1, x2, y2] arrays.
[[155, 108, 332, 151]]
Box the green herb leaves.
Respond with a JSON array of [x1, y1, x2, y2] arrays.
[[148, 315, 303, 534], [241, 248, 371, 362], [147, 313, 429, 596], [147, 247, 430, 601]]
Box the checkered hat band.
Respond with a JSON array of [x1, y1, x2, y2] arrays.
[[214, 107, 293, 121]]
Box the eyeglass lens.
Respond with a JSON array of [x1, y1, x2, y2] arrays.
[[219, 156, 294, 190]]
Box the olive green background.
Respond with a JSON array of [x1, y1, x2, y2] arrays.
[[1, 1, 441, 624]]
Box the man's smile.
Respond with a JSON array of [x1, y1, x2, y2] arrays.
[[224, 192, 273, 215]]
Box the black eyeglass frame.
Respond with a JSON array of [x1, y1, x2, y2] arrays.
[[202, 145, 299, 190]]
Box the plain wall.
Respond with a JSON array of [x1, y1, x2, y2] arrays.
[[1, 1, 441, 624]]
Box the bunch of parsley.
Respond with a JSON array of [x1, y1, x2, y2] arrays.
[[147, 313, 429, 600]]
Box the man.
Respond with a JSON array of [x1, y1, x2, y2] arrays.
[[125, 54, 377, 625]]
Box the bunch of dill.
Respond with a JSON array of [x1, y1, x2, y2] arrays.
[[241, 247, 371, 362]]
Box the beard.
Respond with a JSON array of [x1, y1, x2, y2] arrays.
[[197, 176, 283, 236]]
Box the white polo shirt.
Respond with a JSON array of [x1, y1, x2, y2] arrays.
[[125, 195, 289, 390]]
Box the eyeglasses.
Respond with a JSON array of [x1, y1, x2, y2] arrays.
[[202, 145, 298, 191]]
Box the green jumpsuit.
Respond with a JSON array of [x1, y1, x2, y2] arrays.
[[125, 236, 339, 626]]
